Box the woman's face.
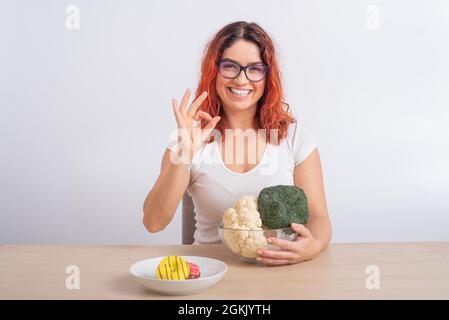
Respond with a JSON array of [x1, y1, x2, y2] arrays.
[[215, 39, 266, 113]]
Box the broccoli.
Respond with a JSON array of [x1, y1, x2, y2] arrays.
[[257, 185, 309, 229]]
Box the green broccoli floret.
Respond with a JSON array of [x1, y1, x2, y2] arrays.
[[258, 185, 309, 229]]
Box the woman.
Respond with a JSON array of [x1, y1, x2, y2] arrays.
[[143, 21, 332, 266]]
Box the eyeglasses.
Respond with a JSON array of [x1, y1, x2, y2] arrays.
[[217, 59, 269, 82]]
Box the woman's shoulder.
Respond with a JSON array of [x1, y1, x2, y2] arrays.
[[285, 121, 308, 143], [284, 120, 317, 166]]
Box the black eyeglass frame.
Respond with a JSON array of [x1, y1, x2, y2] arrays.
[[217, 59, 269, 82]]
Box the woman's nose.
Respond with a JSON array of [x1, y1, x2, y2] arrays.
[[233, 70, 249, 86]]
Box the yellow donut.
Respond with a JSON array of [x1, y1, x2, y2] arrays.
[[156, 256, 190, 280]]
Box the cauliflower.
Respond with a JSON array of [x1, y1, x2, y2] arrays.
[[222, 195, 267, 258]]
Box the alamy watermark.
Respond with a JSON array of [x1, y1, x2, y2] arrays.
[[65, 265, 80, 290], [168, 128, 280, 175], [65, 5, 80, 30], [365, 5, 381, 30], [365, 265, 380, 290]]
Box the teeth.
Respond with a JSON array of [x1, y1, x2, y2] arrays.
[[230, 88, 251, 97]]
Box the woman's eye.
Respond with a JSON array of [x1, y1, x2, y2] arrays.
[[248, 65, 265, 73], [222, 63, 238, 69]]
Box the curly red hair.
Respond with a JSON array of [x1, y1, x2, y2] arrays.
[[195, 21, 295, 145]]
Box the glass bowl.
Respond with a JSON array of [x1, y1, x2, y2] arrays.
[[217, 222, 298, 263]]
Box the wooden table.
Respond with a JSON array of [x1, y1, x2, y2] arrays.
[[0, 243, 448, 299]]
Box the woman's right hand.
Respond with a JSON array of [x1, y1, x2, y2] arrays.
[[171, 88, 221, 162]]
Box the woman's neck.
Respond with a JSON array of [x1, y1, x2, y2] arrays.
[[222, 104, 259, 131]]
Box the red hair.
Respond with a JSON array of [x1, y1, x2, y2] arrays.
[[195, 21, 295, 145]]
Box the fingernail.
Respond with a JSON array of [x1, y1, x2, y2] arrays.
[[257, 250, 262, 255], [267, 239, 272, 243], [256, 257, 262, 261]]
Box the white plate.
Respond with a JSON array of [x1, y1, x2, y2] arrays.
[[129, 256, 228, 296]]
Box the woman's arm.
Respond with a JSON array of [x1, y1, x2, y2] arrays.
[[293, 148, 332, 251], [142, 149, 190, 233], [256, 148, 332, 266], [143, 89, 221, 233]]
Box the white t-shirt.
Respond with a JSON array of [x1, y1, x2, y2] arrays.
[[167, 122, 317, 244]]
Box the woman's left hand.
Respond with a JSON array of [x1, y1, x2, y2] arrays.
[[256, 223, 322, 266]]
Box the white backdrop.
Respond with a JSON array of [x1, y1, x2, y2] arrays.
[[1, 0, 448, 244]]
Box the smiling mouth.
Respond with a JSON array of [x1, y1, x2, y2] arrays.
[[228, 87, 252, 98]]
